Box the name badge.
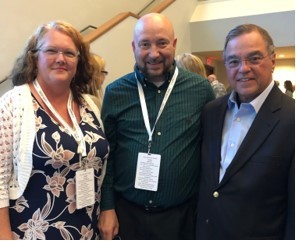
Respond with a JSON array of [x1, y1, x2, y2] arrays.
[[135, 152, 161, 191], [76, 168, 95, 209]]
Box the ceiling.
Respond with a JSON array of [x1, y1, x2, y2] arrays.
[[194, 46, 295, 62]]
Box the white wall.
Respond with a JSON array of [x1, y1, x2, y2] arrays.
[[191, 0, 295, 21], [190, 0, 295, 52]]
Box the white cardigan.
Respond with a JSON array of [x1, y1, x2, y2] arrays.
[[0, 84, 106, 208]]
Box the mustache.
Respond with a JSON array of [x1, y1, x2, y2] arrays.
[[147, 58, 162, 64]]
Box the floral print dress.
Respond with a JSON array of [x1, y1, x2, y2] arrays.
[[9, 97, 109, 240]]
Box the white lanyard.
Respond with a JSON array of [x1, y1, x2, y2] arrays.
[[33, 80, 87, 158], [136, 67, 179, 153]]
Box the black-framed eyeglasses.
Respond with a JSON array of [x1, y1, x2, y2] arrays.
[[225, 54, 271, 69]]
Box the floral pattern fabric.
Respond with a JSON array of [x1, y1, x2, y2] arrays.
[[9, 97, 109, 240]]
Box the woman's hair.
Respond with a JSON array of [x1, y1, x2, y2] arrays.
[[223, 24, 275, 61], [284, 80, 294, 92], [175, 53, 207, 78], [9, 20, 94, 104], [88, 54, 105, 97]]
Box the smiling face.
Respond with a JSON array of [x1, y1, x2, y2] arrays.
[[36, 29, 79, 89], [224, 31, 275, 103], [132, 13, 177, 83]]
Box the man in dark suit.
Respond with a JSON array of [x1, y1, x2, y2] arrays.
[[196, 24, 295, 240]]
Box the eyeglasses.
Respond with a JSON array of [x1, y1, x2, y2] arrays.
[[101, 70, 108, 76], [37, 47, 79, 60], [225, 54, 271, 69]]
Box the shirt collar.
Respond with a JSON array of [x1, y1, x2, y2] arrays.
[[228, 80, 275, 113]]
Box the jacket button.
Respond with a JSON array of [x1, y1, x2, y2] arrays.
[[213, 191, 219, 198]]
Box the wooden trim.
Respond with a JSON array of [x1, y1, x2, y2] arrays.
[[84, 12, 139, 43], [0, 76, 8, 84], [148, 0, 175, 13], [84, 0, 176, 43]]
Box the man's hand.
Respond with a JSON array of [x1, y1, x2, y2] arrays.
[[98, 209, 119, 240]]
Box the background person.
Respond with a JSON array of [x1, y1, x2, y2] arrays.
[[175, 52, 207, 78], [0, 20, 109, 240], [98, 13, 215, 240], [284, 80, 294, 98], [207, 74, 227, 98], [88, 54, 108, 110], [196, 24, 295, 240]]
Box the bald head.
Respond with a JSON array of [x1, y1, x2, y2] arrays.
[[132, 13, 177, 82], [134, 13, 175, 42]]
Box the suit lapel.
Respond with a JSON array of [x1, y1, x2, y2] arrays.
[[219, 86, 282, 186]]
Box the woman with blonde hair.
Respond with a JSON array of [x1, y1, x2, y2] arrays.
[[88, 54, 107, 109], [175, 53, 207, 78], [284, 80, 294, 98]]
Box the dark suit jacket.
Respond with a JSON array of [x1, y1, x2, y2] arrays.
[[196, 85, 295, 240]]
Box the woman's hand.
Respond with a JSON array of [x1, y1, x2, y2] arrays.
[[0, 207, 14, 239]]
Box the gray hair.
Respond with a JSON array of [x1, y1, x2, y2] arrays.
[[223, 24, 275, 61]]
